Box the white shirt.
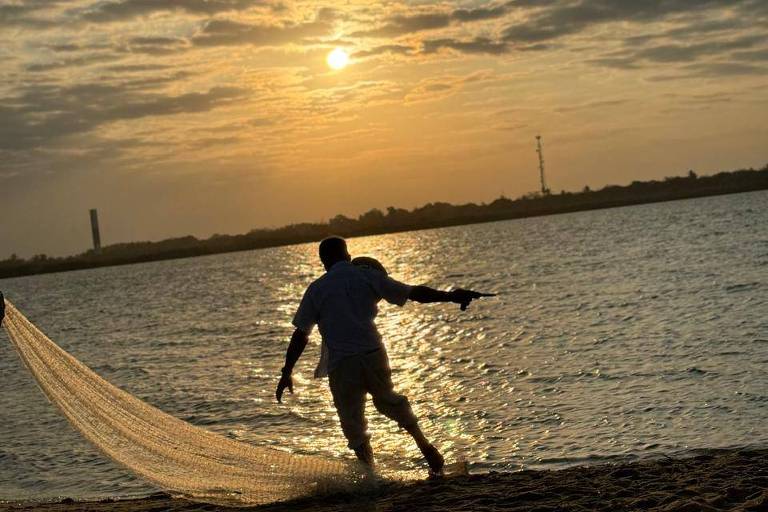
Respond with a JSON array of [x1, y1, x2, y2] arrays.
[[292, 260, 412, 377]]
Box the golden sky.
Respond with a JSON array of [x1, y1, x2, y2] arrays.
[[1, 0, 767, 257]]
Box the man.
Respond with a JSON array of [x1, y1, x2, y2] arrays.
[[275, 237, 492, 474]]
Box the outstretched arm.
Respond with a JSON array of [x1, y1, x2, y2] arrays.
[[408, 286, 453, 304], [409, 286, 495, 311], [276, 328, 309, 403]]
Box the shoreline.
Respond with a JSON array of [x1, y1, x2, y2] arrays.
[[3, 448, 768, 511], [2, 185, 767, 281]]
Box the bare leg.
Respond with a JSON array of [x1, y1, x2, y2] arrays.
[[363, 350, 444, 474], [405, 423, 444, 474], [353, 440, 374, 467]]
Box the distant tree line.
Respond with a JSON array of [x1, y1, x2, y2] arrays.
[[1, 164, 767, 279]]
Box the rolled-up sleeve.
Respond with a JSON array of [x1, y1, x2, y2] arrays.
[[292, 286, 318, 333], [370, 272, 412, 307]]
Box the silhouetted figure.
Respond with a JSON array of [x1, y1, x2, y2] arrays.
[[275, 237, 493, 474], [0, 292, 5, 324]]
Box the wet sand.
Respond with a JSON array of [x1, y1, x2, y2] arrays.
[[3, 449, 768, 512]]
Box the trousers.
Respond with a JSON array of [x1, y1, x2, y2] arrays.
[[328, 349, 418, 449]]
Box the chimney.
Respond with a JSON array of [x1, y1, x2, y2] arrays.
[[89, 209, 102, 253]]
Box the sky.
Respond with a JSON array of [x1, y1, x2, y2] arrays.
[[1, 0, 767, 258]]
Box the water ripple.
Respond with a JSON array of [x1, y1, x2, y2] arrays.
[[1, 191, 767, 500]]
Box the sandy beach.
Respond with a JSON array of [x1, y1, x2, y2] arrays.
[[3, 449, 768, 512]]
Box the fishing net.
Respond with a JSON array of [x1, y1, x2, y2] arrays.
[[1, 299, 359, 506]]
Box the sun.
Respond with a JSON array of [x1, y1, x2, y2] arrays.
[[326, 48, 350, 70]]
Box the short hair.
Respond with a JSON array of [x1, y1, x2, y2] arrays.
[[319, 236, 349, 266]]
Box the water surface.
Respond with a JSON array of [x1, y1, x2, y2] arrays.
[[1, 191, 766, 501]]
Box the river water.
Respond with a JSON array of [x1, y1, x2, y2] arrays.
[[1, 191, 766, 501]]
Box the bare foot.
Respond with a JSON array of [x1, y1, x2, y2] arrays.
[[421, 444, 444, 475], [354, 442, 374, 467]]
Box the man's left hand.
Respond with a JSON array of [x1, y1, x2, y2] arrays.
[[451, 289, 496, 311], [276, 371, 294, 403]]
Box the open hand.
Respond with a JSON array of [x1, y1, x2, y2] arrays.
[[451, 288, 496, 311], [275, 371, 294, 403]]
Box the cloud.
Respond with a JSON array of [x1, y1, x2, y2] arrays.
[[405, 71, 498, 103], [631, 34, 766, 63], [352, 2, 513, 38], [118, 71, 198, 91], [685, 61, 768, 76], [353, 0, 766, 62], [588, 34, 768, 70], [586, 56, 641, 69], [730, 48, 768, 62], [422, 37, 509, 55], [192, 135, 244, 148], [26, 53, 119, 72], [554, 98, 630, 113], [623, 17, 751, 45], [672, 91, 733, 104], [103, 63, 175, 72], [352, 13, 451, 38], [47, 43, 83, 52], [129, 36, 184, 45], [353, 44, 414, 58], [79, 0, 264, 23], [502, 0, 762, 45], [0, 0, 61, 28], [191, 14, 335, 47], [123, 36, 190, 55], [453, 4, 512, 22], [0, 84, 246, 151], [647, 61, 768, 81]]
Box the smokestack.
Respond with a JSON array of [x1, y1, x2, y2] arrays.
[[536, 135, 550, 196], [90, 209, 102, 253]]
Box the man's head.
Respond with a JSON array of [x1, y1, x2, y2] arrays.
[[319, 236, 351, 270]]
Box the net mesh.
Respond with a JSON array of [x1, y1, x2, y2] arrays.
[[1, 299, 359, 506]]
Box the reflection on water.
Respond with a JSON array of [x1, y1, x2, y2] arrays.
[[1, 191, 767, 500]]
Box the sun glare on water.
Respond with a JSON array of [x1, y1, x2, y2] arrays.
[[326, 48, 350, 70]]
